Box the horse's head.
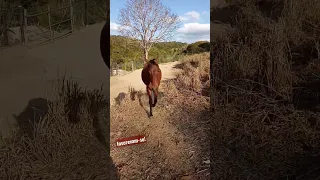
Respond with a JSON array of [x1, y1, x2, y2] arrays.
[[148, 58, 161, 79], [142, 58, 161, 79]]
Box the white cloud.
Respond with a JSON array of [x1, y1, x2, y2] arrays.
[[110, 22, 133, 35], [178, 23, 210, 34], [110, 21, 210, 44], [110, 22, 120, 35], [179, 11, 200, 22], [175, 23, 210, 43], [110, 22, 119, 31]]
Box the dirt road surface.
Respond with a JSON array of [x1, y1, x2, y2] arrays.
[[0, 22, 109, 138], [110, 61, 182, 106]]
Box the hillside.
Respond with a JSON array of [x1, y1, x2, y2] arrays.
[[110, 35, 188, 64], [110, 35, 210, 72]]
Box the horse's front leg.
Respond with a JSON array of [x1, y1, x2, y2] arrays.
[[152, 87, 158, 107], [146, 87, 153, 116]]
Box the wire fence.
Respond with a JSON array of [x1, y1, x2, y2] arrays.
[[110, 55, 185, 76], [110, 61, 144, 76], [0, 6, 21, 46], [0, 0, 106, 47]]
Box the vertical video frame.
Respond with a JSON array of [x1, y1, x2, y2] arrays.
[[211, 0, 320, 179], [110, 0, 211, 179]]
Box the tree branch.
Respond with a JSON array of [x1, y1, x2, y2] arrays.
[[117, 0, 180, 60]]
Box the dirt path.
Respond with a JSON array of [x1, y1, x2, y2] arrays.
[[110, 81, 210, 179], [110, 61, 182, 105]]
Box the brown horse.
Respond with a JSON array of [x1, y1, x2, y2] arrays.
[[100, 22, 110, 69], [141, 58, 162, 117]]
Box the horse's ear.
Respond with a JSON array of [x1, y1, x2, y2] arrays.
[[154, 58, 159, 64]]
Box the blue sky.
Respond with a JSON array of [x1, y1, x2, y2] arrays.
[[110, 0, 210, 43]]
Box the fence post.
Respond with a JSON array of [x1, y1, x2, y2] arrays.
[[110, 63, 113, 75], [47, 5, 52, 41], [131, 61, 134, 71], [70, 0, 74, 32], [116, 63, 119, 75], [84, 0, 88, 27], [20, 6, 24, 44], [3, 10, 8, 45], [23, 8, 27, 44]]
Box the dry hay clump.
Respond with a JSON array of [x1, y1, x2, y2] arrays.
[[0, 77, 114, 179], [212, 0, 320, 179], [175, 52, 210, 96]]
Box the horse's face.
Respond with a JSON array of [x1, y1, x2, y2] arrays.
[[150, 65, 161, 75], [148, 59, 161, 74]]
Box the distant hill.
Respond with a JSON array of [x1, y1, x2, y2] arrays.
[[110, 35, 188, 64], [184, 41, 210, 55]]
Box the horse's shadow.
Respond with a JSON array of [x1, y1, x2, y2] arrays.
[[129, 88, 164, 118], [126, 87, 149, 117], [114, 90, 150, 117], [13, 97, 52, 137], [114, 92, 126, 106], [130, 89, 150, 117]]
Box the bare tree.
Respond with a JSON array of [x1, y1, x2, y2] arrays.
[[117, 0, 179, 62]]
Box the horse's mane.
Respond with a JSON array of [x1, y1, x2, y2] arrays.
[[143, 59, 159, 69], [149, 59, 158, 65]]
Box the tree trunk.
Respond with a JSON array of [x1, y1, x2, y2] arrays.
[[144, 49, 148, 63]]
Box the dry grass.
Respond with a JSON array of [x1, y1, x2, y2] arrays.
[[110, 53, 210, 179], [175, 52, 210, 96], [0, 76, 115, 179], [0, 52, 210, 179], [212, 0, 320, 179]]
